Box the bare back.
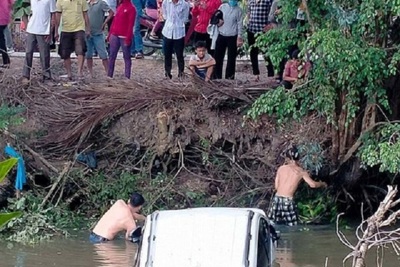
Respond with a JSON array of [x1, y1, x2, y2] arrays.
[[275, 163, 306, 198], [92, 200, 136, 240]]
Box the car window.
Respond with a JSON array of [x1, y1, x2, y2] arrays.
[[257, 218, 271, 267]]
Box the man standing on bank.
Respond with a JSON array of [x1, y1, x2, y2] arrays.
[[90, 192, 146, 243], [162, 0, 190, 79], [55, 0, 91, 80], [86, 0, 114, 78], [267, 146, 327, 226], [21, 0, 56, 84], [247, 0, 273, 81]]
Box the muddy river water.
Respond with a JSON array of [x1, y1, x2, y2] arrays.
[[1, 226, 399, 267]]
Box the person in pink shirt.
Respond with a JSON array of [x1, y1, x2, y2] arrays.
[[282, 49, 312, 89], [0, 0, 14, 69], [191, 0, 221, 55]]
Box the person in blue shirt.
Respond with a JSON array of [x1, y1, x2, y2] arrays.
[[131, 0, 145, 58]]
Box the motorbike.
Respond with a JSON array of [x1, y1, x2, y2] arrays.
[[140, 10, 197, 56]]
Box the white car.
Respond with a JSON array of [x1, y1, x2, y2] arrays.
[[134, 207, 278, 267]]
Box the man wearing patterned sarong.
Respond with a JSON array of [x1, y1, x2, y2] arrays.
[[267, 146, 327, 226]]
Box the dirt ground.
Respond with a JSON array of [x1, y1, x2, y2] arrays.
[[1, 54, 271, 84]]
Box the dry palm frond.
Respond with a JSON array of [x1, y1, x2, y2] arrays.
[[16, 76, 273, 155]]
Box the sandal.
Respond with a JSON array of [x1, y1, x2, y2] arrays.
[[59, 74, 73, 81], [135, 52, 144, 59], [149, 33, 159, 40]]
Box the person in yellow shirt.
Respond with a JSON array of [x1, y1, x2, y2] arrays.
[[55, 0, 91, 80]]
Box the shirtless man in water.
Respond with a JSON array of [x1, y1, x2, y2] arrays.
[[90, 192, 146, 243], [267, 146, 327, 226]]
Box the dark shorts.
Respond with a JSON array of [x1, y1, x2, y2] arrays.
[[194, 67, 207, 80], [267, 195, 298, 226], [89, 232, 109, 243], [59, 31, 87, 59]]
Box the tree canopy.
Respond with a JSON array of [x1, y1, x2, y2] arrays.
[[250, 0, 400, 178]]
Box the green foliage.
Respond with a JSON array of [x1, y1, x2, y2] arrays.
[[389, 50, 400, 76], [298, 142, 325, 174], [247, 86, 300, 123], [252, 29, 390, 126], [255, 26, 303, 70], [87, 172, 141, 214], [0, 105, 25, 130], [0, 158, 20, 229], [0, 158, 18, 183], [0, 212, 22, 229], [304, 29, 389, 123], [1, 194, 73, 244], [326, 0, 358, 29], [185, 191, 208, 206], [13, 0, 31, 19], [252, 0, 396, 124], [359, 123, 400, 174], [297, 188, 337, 224], [394, 0, 400, 14], [250, 0, 399, 176], [199, 137, 211, 165], [86, 170, 217, 218]]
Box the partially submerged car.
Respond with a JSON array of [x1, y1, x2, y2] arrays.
[[134, 207, 278, 267]]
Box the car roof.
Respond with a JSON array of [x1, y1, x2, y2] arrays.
[[143, 208, 266, 267], [152, 207, 266, 218]]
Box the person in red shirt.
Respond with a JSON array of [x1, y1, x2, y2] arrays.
[[0, 0, 14, 69], [107, 0, 136, 79], [191, 0, 221, 56], [282, 49, 311, 89]]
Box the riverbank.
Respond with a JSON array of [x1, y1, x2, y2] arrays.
[[0, 56, 333, 240]]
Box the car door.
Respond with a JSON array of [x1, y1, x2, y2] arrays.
[[256, 218, 272, 267]]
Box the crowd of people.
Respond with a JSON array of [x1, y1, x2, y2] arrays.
[[0, 0, 311, 85]]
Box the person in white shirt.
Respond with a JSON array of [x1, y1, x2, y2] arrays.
[[161, 0, 190, 79], [104, 0, 117, 30], [21, 0, 56, 83], [104, 0, 118, 12]]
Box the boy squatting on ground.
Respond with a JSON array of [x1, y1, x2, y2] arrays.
[[189, 41, 216, 82], [89, 192, 146, 243], [267, 146, 327, 226]]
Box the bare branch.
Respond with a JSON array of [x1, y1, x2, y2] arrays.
[[336, 185, 400, 267]]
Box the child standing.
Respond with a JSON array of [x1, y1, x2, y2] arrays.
[[213, 0, 243, 80], [189, 41, 216, 82], [107, 0, 136, 79]]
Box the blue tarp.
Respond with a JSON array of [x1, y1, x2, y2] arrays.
[[4, 145, 26, 191]]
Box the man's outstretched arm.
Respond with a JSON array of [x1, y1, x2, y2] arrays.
[[302, 171, 327, 188]]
